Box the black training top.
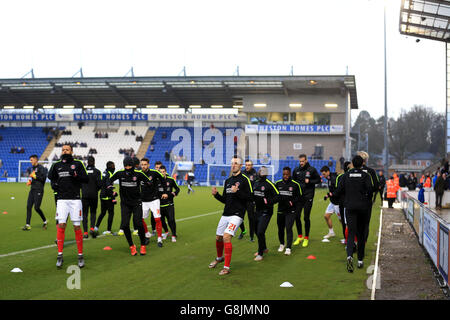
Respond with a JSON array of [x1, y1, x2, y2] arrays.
[[28, 164, 47, 192], [333, 168, 373, 211], [292, 162, 321, 199], [100, 169, 116, 201], [252, 177, 280, 212], [109, 169, 152, 206], [81, 165, 102, 199], [275, 178, 303, 213], [160, 175, 180, 207], [48, 155, 89, 200], [140, 169, 164, 202], [214, 172, 252, 219]]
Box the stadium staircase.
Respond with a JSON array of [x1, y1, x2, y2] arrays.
[[39, 131, 62, 162], [136, 130, 155, 160], [48, 126, 148, 172]]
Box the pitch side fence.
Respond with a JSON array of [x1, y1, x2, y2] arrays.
[[398, 189, 450, 289]]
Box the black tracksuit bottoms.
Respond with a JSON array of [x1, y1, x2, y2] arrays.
[[26, 189, 46, 225], [255, 210, 273, 255], [296, 197, 313, 237], [346, 209, 369, 261], [277, 210, 297, 249], [82, 197, 98, 233], [120, 202, 146, 246], [96, 199, 115, 231], [161, 205, 177, 237]]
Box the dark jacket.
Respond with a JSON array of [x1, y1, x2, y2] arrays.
[[140, 169, 164, 202], [326, 172, 342, 205], [243, 168, 258, 187], [434, 176, 446, 194], [333, 168, 373, 211], [48, 155, 89, 200], [109, 169, 152, 206], [252, 177, 280, 212], [362, 165, 379, 199], [81, 165, 102, 199], [100, 169, 116, 201], [275, 178, 303, 213], [214, 172, 252, 219], [28, 164, 47, 192], [160, 175, 180, 207], [292, 162, 321, 199]]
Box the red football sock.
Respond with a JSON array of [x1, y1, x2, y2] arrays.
[[155, 217, 162, 238], [305, 236, 309, 240], [75, 228, 83, 255], [142, 219, 148, 233], [224, 242, 232, 268], [57, 226, 65, 254], [298, 234, 303, 238], [216, 240, 224, 258], [345, 227, 348, 241]]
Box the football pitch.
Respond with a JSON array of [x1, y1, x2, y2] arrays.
[[0, 183, 380, 300]]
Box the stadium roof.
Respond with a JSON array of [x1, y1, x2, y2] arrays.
[[0, 75, 358, 110], [399, 0, 450, 42]]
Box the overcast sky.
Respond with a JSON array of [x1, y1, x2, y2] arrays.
[[0, 0, 446, 119]]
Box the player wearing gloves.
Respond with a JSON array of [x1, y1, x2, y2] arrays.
[[23, 154, 48, 231], [47, 145, 89, 269]]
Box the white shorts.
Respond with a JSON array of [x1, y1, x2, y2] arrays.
[[325, 203, 341, 219], [142, 199, 161, 219], [216, 215, 243, 237], [56, 199, 83, 225]]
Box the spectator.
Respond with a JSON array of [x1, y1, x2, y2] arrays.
[[434, 172, 446, 210], [150, 145, 155, 152], [444, 159, 449, 174], [162, 131, 167, 139], [125, 129, 129, 135], [131, 130, 135, 136], [0, 135, 3, 141], [2, 170, 8, 178], [0, 159, 2, 168], [165, 151, 170, 161], [406, 174, 416, 191]]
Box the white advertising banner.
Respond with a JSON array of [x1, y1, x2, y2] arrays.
[[423, 210, 438, 267]]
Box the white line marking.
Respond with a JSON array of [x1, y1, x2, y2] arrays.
[[371, 208, 383, 300], [0, 209, 223, 259]]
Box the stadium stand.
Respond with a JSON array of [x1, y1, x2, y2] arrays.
[[143, 126, 336, 185], [48, 126, 148, 172], [0, 127, 50, 178]]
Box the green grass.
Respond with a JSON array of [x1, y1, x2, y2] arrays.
[[0, 183, 380, 300]]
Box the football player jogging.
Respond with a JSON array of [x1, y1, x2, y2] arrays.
[[209, 156, 252, 275], [159, 165, 180, 242], [108, 156, 151, 256], [252, 166, 280, 261], [81, 156, 102, 239], [331, 155, 373, 272], [275, 167, 303, 256], [140, 158, 165, 247], [47, 144, 89, 269], [320, 165, 345, 240], [23, 154, 48, 231], [95, 161, 118, 235], [149, 161, 163, 237], [292, 154, 321, 247], [238, 160, 258, 241], [357, 151, 379, 243]]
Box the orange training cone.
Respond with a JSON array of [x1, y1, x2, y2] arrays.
[[103, 246, 112, 250], [306, 255, 316, 260]]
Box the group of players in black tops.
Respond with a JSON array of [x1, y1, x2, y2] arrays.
[[23, 144, 180, 268], [24, 144, 378, 274], [209, 151, 379, 275]]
